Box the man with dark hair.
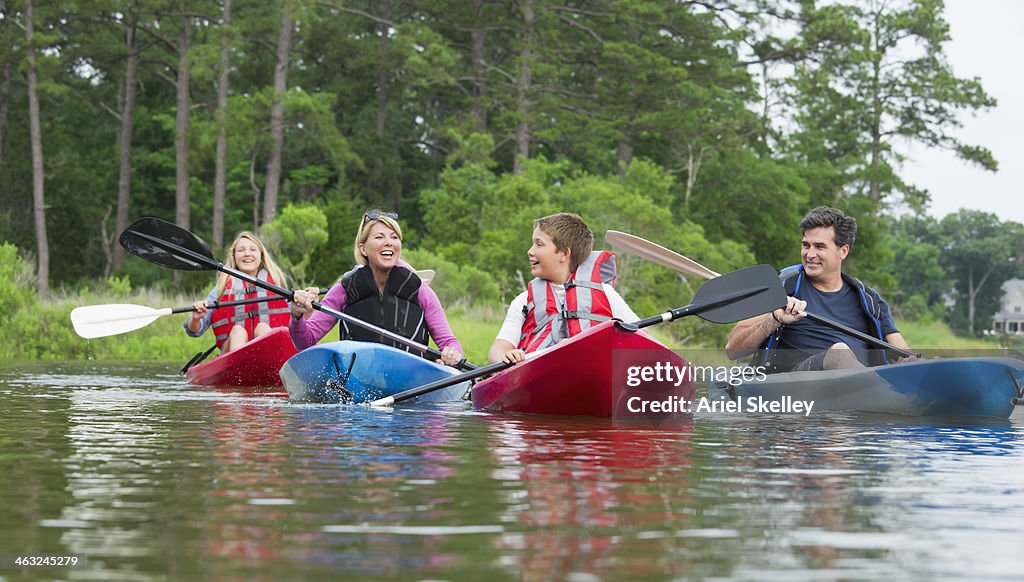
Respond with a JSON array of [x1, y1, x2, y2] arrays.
[[725, 206, 914, 373]]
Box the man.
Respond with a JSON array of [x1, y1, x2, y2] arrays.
[[725, 206, 913, 373]]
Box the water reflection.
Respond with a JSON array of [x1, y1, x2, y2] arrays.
[[483, 414, 696, 579], [1, 363, 1024, 580]]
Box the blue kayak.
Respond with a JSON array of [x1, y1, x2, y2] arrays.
[[280, 341, 470, 404], [707, 357, 1024, 419]]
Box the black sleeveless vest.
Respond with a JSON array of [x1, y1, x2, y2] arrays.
[[339, 265, 429, 349]]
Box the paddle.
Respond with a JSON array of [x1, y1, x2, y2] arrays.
[[606, 230, 918, 359], [119, 217, 475, 370], [70, 289, 329, 339], [369, 361, 513, 407], [624, 264, 787, 329], [369, 264, 786, 407], [416, 269, 435, 285]]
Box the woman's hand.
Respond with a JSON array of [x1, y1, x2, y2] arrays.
[[439, 346, 463, 367], [290, 287, 319, 318]]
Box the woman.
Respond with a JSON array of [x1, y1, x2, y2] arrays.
[[290, 210, 464, 366], [184, 231, 290, 352]]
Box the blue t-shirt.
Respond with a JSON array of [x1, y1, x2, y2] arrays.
[[774, 280, 898, 370]]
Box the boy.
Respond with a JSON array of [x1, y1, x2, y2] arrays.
[[487, 213, 638, 364]]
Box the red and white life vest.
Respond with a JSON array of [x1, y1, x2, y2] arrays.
[[210, 269, 290, 349], [518, 251, 617, 353]]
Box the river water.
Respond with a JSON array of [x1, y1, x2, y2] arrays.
[[1, 361, 1022, 580]]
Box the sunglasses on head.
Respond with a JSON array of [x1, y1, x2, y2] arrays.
[[363, 210, 399, 223]]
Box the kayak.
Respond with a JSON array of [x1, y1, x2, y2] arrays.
[[706, 357, 1024, 419], [281, 340, 471, 404], [471, 320, 695, 418], [186, 327, 297, 388]]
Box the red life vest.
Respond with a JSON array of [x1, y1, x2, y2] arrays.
[[209, 269, 290, 350], [518, 251, 616, 353]]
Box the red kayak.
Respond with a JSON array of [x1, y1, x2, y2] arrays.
[[471, 320, 695, 418], [186, 328, 297, 388]]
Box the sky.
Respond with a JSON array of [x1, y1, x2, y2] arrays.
[[898, 0, 1024, 225]]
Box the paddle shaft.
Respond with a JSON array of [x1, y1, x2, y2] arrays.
[[183, 287, 330, 314], [372, 266, 784, 407], [369, 361, 513, 406], [127, 229, 475, 370], [608, 231, 916, 359], [632, 285, 773, 329], [803, 312, 915, 358]]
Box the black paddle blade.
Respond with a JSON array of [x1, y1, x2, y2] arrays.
[[120, 217, 216, 271], [688, 264, 786, 324]]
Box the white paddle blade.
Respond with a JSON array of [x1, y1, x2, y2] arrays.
[[605, 230, 721, 280], [70, 304, 174, 338], [416, 269, 436, 285]]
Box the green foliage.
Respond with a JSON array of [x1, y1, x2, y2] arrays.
[[785, 0, 996, 208], [888, 215, 949, 313], [306, 193, 365, 285], [105, 275, 133, 297], [0, 245, 38, 335], [0, 0, 1013, 354], [690, 151, 810, 267], [402, 249, 501, 308], [261, 204, 329, 286], [937, 210, 1024, 335]]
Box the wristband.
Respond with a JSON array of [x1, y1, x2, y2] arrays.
[[772, 311, 784, 325]]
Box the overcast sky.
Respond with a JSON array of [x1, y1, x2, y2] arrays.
[[898, 0, 1024, 225]]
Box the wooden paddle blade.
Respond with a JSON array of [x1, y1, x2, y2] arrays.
[[70, 304, 173, 338], [120, 217, 215, 271], [605, 230, 720, 279], [416, 269, 436, 285], [688, 264, 786, 324]]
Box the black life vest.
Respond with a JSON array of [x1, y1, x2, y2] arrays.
[[339, 265, 429, 349]]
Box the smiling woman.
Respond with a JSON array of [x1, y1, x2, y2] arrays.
[[288, 210, 465, 367]]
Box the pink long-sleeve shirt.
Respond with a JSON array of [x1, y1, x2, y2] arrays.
[[289, 278, 462, 353]]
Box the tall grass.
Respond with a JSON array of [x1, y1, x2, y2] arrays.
[[897, 319, 999, 349]]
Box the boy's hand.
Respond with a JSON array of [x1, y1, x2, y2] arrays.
[[502, 349, 526, 364]]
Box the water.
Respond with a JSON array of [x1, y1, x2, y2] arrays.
[[2, 361, 1023, 580]]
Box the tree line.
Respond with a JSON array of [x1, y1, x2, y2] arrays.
[[0, 0, 1020, 338]]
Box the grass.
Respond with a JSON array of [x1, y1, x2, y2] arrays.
[[10, 283, 1008, 366], [897, 318, 999, 349]]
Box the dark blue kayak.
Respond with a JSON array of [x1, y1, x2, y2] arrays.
[[707, 357, 1024, 419], [280, 341, 470, 404]]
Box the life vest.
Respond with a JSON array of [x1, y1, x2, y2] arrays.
[[518, 250, 616, 353], [209, 269, 290, 350], [751, 265, 891, 372], [338, 265, 429, 349]]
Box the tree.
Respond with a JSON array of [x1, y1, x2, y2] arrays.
[[938, 210, 1024, 336], [212, 0, 233, 251], [260, 1, 294, 226], [24, 0, 49, 297], [786, 0, 996, 208], [888, 214, 949, 319], [260, 203, 329, 285], [111, 3, 143, 274], [174, 9, 192, 231]]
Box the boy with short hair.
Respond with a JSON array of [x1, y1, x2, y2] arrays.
[[487, 213, 638, 364]]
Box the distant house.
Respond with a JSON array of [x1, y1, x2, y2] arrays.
[[993, 279, 1024, 335]]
